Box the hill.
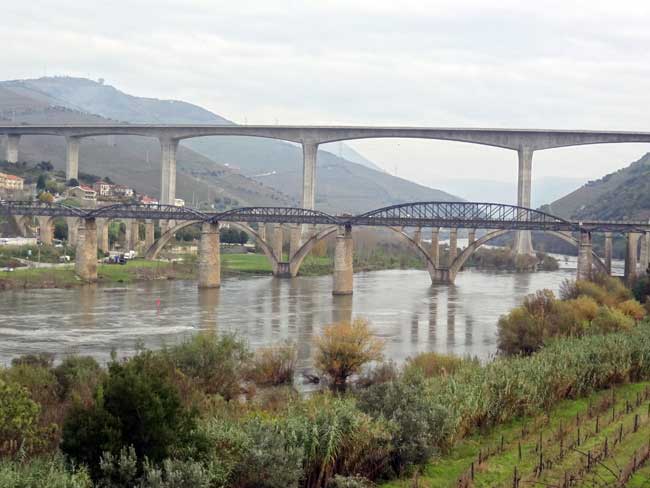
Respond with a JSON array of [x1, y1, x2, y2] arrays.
[[543, 152, 650, 221], [0, 77, 459, 212]]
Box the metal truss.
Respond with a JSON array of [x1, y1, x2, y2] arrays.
[[1, 201, 649, 234]]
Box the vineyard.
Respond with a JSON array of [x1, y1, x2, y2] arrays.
[[397, 382, 650, 487]]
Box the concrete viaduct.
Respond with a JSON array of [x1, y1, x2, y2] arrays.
[[3, 201, 649, 296], [4, 124, 650, 256]]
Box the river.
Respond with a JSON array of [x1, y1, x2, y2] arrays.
[[1, 255, 623, 371]]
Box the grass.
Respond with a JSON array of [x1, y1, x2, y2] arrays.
[[381, 381, 650, 487]]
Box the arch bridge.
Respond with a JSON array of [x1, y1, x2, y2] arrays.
[[2, 200, 649, 293]]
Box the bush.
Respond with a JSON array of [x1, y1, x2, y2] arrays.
[[403, 352, 468, 378], [11, 353, 55, 369], [54, 355, 103, 402], [164, 332, 250, 400], [356, 361, 399, 389], [327, 475, 374, 487], [315, 319, 384, 391], [616, 299, 646, 320], [61, 352, 198, 479], [246, 342, 297, 386], [0, 455, 91, 487], [589, 306, 635, 333], [0, 378, 41, 456], [357, 372, 453, 474]]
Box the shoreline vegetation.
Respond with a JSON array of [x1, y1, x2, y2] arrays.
[[0, 244, 559, 291], [2, 274, 650, 486]]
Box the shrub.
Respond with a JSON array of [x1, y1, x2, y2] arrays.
[[246, 342, 297, 386], [315, 319, 384, 391], [403, 352, 468, 378], [0, 455, 91, 487], [164, 332, 250, 400], [61, 352, 198, 479], [497, 307, 545, 355], [0, 378, 41, 456], [327, 475, 374, 487], [54, 355, 103, 401], [11, 352, 55, 369], [356, 361, 399, 388], [632, 275, 650, 303], [616, 299, 646, 320], [589, 306, 635, 333], [357, 372, 453, 474]]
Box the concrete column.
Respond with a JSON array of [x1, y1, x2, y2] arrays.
[[448, 228, 458, 264], [144, 220, 155, 251], [467, 229, 476, 246], [577, 231, 593, 281], [198, 221, 220, 289], [75, 218, 97, 283], [66, 217, 79, 246], [604, 232, 613, 275], [625, 232, 640, 284], [96, 218, 109, 252], [159, 137, 179, 205], [5, 134, 20, 163], [640, 232, 650, 275], [333, 225, 353, 295], [65, 136, 80, 182], [413, 227, 422, 247], [272, 223, 284, 262], [302, 141, 318, 210], [430, 227, 440, 268], [289, 224, 301, 260], [514, 147, 535, 256], [38, 216, 53, 245]]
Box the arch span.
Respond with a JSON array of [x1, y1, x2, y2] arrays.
[[289, 225, 339, 277]]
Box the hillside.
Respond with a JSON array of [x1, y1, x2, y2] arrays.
[[0, 77, 459, 212], [543, 152, 650, 221]]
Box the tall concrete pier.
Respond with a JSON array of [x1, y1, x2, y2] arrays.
[[65, 136, 80, 181], [514, 147, 534, 255], [5, 134, 20, 163], [159, 137, 179, 205], [333, 225, 353, 295]]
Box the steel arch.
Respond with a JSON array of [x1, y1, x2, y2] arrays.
[[212, 206, 341, 225]]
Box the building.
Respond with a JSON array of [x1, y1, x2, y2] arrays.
[[174, 198, 185, 207], [113, 184, 134, 198], [0, 172, 24, 190], [93, 181, 113, 197], [139, 194, 159, 205], [67, 185, 97, 201]]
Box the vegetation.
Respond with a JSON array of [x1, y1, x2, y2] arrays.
[[497, 275, 645, 355]]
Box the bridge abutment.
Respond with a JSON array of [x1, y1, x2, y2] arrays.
[[333, 225, 353, 295], [198, 221, 220, 288], [577, 231, 593, 281], [75, 218, 97, 283], [5, 134, 20, 163], [65, 136, 80, 182], [514, 147, 535, 256]]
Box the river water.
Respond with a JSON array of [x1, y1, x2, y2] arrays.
[[2, 255, 622, 370]]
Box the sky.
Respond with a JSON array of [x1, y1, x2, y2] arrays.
[[4, 0, 650, 196]]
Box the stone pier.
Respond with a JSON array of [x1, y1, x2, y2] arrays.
[[145, 220, 155, 251], [640, 232, 650, 275], [65, 136, 80, 182], [625, 232, 640, 285], [448, 228, 458, 264], [467, 228, 476, 246], [413, 227, 422, 247], [289, 224, 301, 260], [38, 216, 53, 245], [198, 221, 220, 288], [66, 217, 79, 246], [577, 231, 592, 281], [604, 232, 613, 275], [333, 225, 353, 295], [430, 227, 440, 268], [75, 218, 97, 282], [272, 223, 283, 262], [258, 222, 266, 242], [5, 134, 20, 163], [96, 219, 109, 252]]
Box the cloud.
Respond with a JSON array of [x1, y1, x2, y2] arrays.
[[3, 0, 650, 184]]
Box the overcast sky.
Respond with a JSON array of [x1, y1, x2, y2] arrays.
[[5, 0, 650, 193]]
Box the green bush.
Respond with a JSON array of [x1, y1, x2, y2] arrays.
[[61, 352, 198, 479], [0, 378, 41, 456], [403, 352, 470, 378], [356, 372, 453, 474], [0, 455, 91, 487], [54, 355, 103, 401], [246, 342, 297, 387], [164, 332, 251, 400], [589, 306, 635, 333]]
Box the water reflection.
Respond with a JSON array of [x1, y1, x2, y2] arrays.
[[0, 268, 576, 369]]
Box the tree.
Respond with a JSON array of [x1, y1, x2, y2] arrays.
[[67, 178, 79, 187], [38, 191, 54, 203], [36, 174, 47, 190], [315, 319, 384, 391]]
